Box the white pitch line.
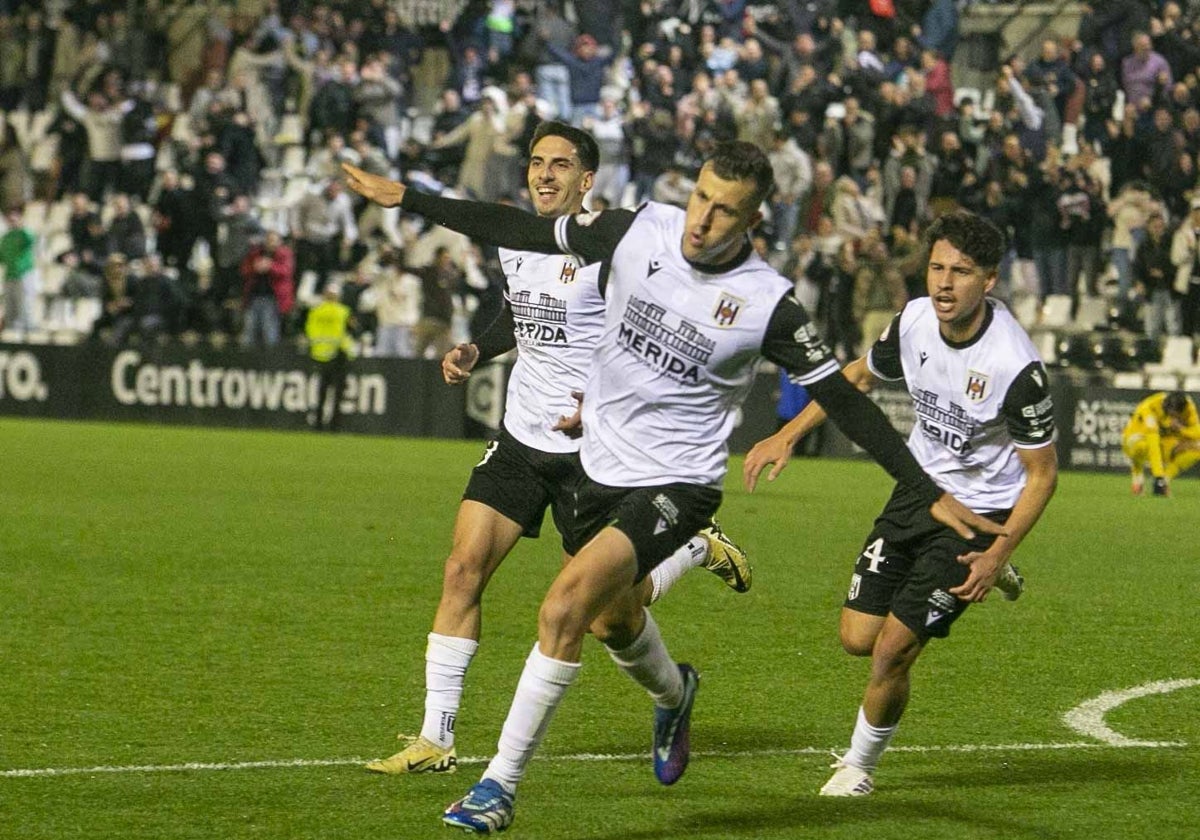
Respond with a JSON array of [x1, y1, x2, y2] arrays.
[[1, 739, 1187, 780], [1062, 677, 1200, 746]]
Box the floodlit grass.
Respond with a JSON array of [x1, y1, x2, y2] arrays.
[[1, 418, 1197, 839]]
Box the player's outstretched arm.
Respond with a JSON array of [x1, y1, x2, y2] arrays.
[[951, 442, 1056, 601], [343, 163, 406, 207], [442, 343, 480, 385]]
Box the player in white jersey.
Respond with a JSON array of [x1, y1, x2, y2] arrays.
[[361, 123, 749, 778], [345, 145, 1002, 834], [744, 211, 1058, 797]]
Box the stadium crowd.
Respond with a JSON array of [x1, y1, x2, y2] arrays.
[[0, 0, 1199, 370]]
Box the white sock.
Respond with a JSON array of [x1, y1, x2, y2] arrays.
[[420, 633, 479, 748], [648, 536, 708, 604], [483, 643, 580, 793], [843, 706, 898, 772], [605, 609, 684, 709]]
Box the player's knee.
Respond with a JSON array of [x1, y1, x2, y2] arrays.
[[441, 551, 489, 600], [538, 589, 587, 640], [839, 628, 874, 657]]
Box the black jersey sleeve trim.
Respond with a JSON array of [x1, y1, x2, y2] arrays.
[[1001, 360, 1057, 447], [759, 290, 841, 382], [558, 207, 638, 264], [472, 300, 517, 362], [866, 311, 905, 381], [402, 189, 561, 253]]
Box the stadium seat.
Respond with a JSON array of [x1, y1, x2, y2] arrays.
[[170, 113, 193, 143], [1041, 295, 1073, 329], [1011, 295, 1039, 329], [1145, 336, 1196, 375], [954, 87, 982, 108], [1034, 330, 1058, 365], [1055, 334, 1094, 368], [1111, 371, 1145, 389], [1112, 89, 1125, 121], [1129, 336, 1161, 366], [276, 113, 304, 145], [28, 109, 53, 143], [22, 201, 47, 232], [1075, 296, 1108, 330], [1184, 374, 1200, 392], [1147, 372, 1180, 390], [43, 200, 72, 235], [281, 175, 312, 206], [7, 109, 31, 150], [1093, 335, 1133, 371]]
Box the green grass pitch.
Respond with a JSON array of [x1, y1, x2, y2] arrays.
[[0, 418, 1196, 839]]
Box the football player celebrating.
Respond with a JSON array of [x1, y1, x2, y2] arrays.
[[744, 210, 1058, 796], [363, 123, 751, 779], [345, 146, 1001, 833]]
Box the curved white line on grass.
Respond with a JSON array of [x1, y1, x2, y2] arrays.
[[1063, 678, 1200, 746], [1, 740, 1186, 779]]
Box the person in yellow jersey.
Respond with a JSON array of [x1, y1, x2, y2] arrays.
[[1122, 391, 1200, 495], [305, 282, 355, 431]]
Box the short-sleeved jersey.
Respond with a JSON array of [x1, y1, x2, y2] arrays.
[[554, 202, 840, 487], [867, 298, 1055, 511], [497, 247, 605, 453], [1122, 392, 1200, 441]]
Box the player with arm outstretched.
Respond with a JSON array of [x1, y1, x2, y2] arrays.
[[363, 123, 750, 778], [744, 210, 1058, 796], [346, 145, 1003, 834]]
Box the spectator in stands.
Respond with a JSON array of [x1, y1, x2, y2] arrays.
[[1110, 181, 1161, 312], [1171, 198, 1200, 340], [412, 244, 460, 360], [193, 151, 240, 256], [293, 178, 357, 294], [94, 253, 136, 345], [853, 227, 907, 352], [369, 246, 421, 359], [307, 132, 360, 182], [735, 78, 781, 152], [0, 125, 31, 212], [1122, 31, 1172, 114], [546, 33, 611, 125], [585, 97, 630, 208], [119, 87, 160, 202], [650, 164, 695, 209], [106, 194, 148, 260], [921, 49, 955, 120], [129, 253, 182, 341], [626, 103, 678, 205], [430, 92, 507, 201], [61, 85, 132, 203], [1136, 210, 1181, 341], [151, 170, 198, 274], [532, 3, 577, 121], [824, 97, 877, 181], [0, 205, 37, 333], [213, 193, 264, 331], [767, 128, 813, 251], [308, 58, 356, 145], [354, 55, 404, 160], [799, 160, 836, 234], [1079, 51, 1119, 146], [239, 229, 294, 349]]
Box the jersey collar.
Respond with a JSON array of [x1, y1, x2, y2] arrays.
[[939, 299, 995, 349], [684, 236, 754, 274]]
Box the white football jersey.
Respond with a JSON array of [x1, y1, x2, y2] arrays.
[[497, 247, 605, 453], [867, 298, 1056, 511], [556, 202, 837, 487]]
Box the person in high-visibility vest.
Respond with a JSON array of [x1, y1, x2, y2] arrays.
[[1122, 390, 1200, 495], [305, 282, 354, 431]]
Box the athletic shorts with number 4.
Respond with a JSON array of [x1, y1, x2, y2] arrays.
[[845, 484, 1011, 641], [462, 428, 585, 551]]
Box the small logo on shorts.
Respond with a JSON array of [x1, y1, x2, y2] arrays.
[[925, 589, 957, 626], [848, 573, 862, 601], [651, 493, 679, 535]]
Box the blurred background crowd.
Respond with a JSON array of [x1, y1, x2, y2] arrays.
[[0, 0, 1199, 383]]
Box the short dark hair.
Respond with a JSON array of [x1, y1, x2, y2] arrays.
[[705, 141, 776, 209], [1164, 391, 1190, 415], [529, 120, 600, 173], [924, 210, 1005, 272]]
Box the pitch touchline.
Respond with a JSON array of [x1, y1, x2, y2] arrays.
[[1, 740, 1187, 779]]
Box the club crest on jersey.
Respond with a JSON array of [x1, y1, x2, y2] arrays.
[[559, 261, 577, 284], [965, 370, 990, 401], [713, 293, 744, 327]]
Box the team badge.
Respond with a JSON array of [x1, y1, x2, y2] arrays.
[[713, 293, 744, 327], [965, 370, 990, 401], [559, 261, 577, 284]]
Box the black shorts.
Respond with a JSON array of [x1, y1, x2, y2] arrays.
[[461, 428, 585, 550], [571, 477, 721, 581], [843, 483, 1010, 641]]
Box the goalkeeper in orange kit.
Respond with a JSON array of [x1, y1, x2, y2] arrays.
[[1122, 391, 1200, 495]]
